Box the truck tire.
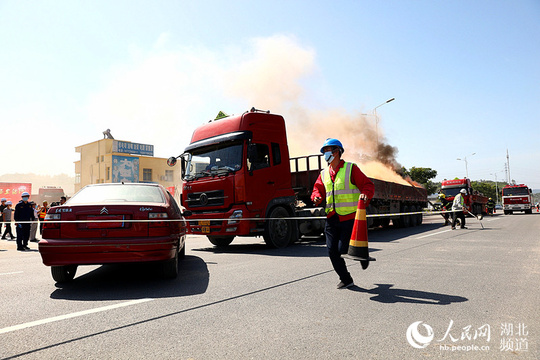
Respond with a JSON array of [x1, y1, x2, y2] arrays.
[[401, 206, 412, 228], [411, 206, 421, 226], [264, 206, 294, 248], [416, 206, 423, 226], [208, 236, 234, 247], [51, 265, 78, 283]]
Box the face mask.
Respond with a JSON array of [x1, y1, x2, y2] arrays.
[[324, 151, 335, 164], [22, 197, 29, 202]]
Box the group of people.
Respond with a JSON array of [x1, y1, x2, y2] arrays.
[[0, 194, 60, 251], [437, 190, 468, 229]]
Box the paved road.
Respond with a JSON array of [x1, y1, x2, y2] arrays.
[[0, 212, 538, 359]]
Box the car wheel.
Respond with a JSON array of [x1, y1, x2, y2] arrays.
[[162, 248, 178, 279], [263, 206, 294, 248], [51, 265, 78, 283]]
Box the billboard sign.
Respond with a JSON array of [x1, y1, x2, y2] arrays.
[[113, 141, 154, 156], [112, 156, 140, 183], [0, 182, 32, 204]]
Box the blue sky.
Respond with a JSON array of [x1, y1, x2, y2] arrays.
[[1, 1, 539, 188]]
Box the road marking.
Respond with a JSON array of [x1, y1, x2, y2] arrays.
[[0, 271, 23, 276], [417, 229, 452, 239], [0, 298, 154, 334]]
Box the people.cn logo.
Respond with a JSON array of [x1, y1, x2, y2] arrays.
[[406, 321, 434, 349]]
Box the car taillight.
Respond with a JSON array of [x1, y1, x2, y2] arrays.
[[149, 212, 168, 227], [44, 213, 61, 229]]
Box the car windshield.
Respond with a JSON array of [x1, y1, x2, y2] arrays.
[[185, 142, 243, 180], [502, 187, 529, 196], [67, 185, 166, 204]]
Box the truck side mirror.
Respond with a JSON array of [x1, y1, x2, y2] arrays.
[[167, 157, 177, 167]]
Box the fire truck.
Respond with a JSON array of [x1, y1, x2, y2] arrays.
[[502, 184, 533, 214], [440, 178, 488, 216], [168, 108, 427, 248]]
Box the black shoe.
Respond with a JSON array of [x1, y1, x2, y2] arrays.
[[337, 280, 354, 289], [461, 226, 467, 229], [451, 227, 456, 230], [24, 246, 31, 250], [1, 237, 5, 240], [17, 248, 26, 251], [30, 239, 39, 242]]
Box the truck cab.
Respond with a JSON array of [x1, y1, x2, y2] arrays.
[[176, 109, 296, 247], [502, 184, 533, 214], [440, 178, 487, 215]]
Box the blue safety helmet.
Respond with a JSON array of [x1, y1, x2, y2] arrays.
[[320, 138, 344, 154]]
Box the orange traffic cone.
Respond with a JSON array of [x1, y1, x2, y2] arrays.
[[343, 198, 376, 269]]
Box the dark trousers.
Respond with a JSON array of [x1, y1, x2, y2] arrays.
[[325, 215, 354, 283], [16, 224, 31, 249], [452, 211, 466, 228], [2, 223, 14, 239]]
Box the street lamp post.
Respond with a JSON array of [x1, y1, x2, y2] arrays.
[[370, 98, 395, 158], [457, 153, 476, 178]]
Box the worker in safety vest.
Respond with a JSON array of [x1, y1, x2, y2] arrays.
[[312, 138, 375, 289], [451, 188, 467, 230]]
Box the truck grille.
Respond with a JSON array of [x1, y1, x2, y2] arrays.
[[186, 190, 226, 208]]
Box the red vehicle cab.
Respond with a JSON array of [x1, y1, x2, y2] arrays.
[[38, 183, 189, 283]]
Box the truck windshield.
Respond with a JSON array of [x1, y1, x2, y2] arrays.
[[185, 142, 243, 180], [441, 188, 464, 197], [502, 187, 529, 196]]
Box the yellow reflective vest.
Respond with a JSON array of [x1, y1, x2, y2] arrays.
[[321, 162, 361, 215]]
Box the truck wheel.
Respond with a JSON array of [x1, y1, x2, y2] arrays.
[[161, 248, 178, 279], [51, 265, 78, 283], [208, 236, 234, 247], [402, 206, 411, 228], [264, 206, 294, 248]]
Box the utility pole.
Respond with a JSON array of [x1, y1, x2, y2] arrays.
[[506, 149, 511, 184]]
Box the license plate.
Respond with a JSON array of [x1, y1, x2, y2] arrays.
[[87, 215, 125, 229], [201, 226, 210, 233], [199, 220, 210, 226]]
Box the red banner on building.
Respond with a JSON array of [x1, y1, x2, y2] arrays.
[[0, 182, 32, 204]]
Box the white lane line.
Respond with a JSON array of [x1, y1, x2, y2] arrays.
[[0, 298, 154, 335], [0, 271, 23, 276], [417, 229, 452, 239]]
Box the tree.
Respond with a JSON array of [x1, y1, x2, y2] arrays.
[[401, 166, 438, 195]]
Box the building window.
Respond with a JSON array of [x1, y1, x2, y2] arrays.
[[75, 174, 81, 184], [101, 155, 104, 162], [165, 170, 174, 182], [96, 156, 99, 163], [143, 168, 152, 182], [106, 167, 110, 181]]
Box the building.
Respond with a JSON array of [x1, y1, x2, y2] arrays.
[[74, 138, 179, 194]]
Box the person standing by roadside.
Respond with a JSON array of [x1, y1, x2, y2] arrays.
[[14, 192, 35, 251], [29, 202, 39, 242], [1, 201, 15, 240], [451, 188, 468, 230], [38, 201, 48, 235], [312, 138, 375, 289], [0, 198, 7, 235]]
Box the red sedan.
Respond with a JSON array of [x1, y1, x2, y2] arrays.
[[39, 183, 189, 283]]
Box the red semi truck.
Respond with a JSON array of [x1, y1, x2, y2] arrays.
[[440, 178, 488, 216], [502, 184, 533, 214], [168, 108, 427, 248]]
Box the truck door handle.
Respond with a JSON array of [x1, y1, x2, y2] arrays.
[[267, 181, 275, 185]]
